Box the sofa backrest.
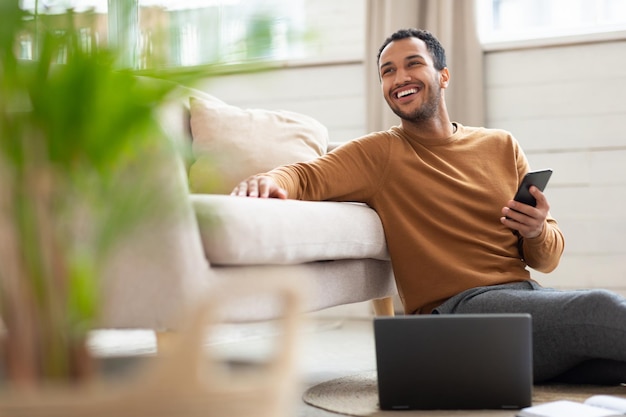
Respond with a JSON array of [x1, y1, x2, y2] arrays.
[[160, 86, 330, 195]]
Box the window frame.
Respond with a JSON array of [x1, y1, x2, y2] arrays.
[[476, 0, 626, 51]]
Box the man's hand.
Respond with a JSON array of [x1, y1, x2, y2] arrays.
[[231, 175, 288, 199], [500, 186, 549, 239]]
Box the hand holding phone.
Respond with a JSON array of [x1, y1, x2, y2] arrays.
[[513, 169, 553, 207]]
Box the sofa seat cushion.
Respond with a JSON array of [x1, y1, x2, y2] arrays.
[[191, 194, 389, 265]]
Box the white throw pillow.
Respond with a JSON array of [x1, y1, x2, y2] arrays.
[[188, 96, 328, 194]]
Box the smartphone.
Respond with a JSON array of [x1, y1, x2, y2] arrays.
[[513, 169, 553, 207]]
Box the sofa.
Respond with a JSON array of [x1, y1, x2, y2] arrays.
[[99, 85, 397, 331]]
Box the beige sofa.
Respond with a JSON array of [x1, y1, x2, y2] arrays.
[[99, 86, 396, 330]]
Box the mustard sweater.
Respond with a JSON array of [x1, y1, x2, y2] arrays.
[[269, 124, 565, 314]]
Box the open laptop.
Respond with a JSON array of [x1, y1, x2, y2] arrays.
[[374, 314, 533, 410]]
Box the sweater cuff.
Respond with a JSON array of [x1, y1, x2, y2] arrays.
[[525, 220, 550, 246]]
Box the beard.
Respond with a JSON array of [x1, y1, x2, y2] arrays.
[[389, 83, 441, 123]]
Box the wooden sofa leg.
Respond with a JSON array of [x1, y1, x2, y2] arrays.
[[155, 331, 177, 354], [372, 297, 395, 316]]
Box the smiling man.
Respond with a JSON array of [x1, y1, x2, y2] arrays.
[[231, 28, 626, 384], [379, 34, 446, 125]]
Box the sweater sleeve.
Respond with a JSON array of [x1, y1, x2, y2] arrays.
[[521, 217, 565, 272], [265, 133, 392, 203]]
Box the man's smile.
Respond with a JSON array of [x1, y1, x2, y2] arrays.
[[397, 88, 418, 98], [393, 85, 421, 101]]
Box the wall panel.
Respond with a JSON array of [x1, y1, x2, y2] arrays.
[[196, 63, 367, 142]]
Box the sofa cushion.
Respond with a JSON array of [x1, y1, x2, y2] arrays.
[[191, 194, 390, 265], [188, 96, 329, 194]]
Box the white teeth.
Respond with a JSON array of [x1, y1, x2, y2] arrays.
[[397, 88, 417, 98]]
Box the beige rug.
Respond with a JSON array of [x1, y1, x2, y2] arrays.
[[303, 371, 626, 417]]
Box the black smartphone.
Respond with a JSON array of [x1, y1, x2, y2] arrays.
[[513, 169, 553, 207]]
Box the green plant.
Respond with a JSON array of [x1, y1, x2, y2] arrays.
[[0, 0, 301, 390], [0, 1, 183, 387]]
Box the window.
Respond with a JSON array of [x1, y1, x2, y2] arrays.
[[18, 0, 311, 69], [477, 0, 626, 46], [135, 0, 309, 68]]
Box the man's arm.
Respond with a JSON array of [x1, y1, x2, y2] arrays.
[[230, 132, 393, 202]]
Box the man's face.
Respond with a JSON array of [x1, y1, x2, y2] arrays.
[[378, 37, 448, 123]]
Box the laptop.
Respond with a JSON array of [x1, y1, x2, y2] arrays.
[[374, 314, 533, 410]]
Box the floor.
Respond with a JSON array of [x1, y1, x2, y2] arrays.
[[88, 315, 626, 417], [89, 315, 378, 417], [294, 318, 379, 417], [220, 317, 378, 417]]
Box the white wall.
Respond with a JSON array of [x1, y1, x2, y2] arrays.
[[485, 40, 626, 296], [196, 63, 367, 142]]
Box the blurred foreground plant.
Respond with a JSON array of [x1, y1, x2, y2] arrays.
[[0, 1, 185, 388]]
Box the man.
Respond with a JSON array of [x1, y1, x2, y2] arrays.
[[231, 28, 626, 384]]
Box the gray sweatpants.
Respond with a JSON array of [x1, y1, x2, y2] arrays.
[[432, 281, 626, 384]]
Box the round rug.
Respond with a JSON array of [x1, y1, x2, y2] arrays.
[[302, 371, 626, 417]]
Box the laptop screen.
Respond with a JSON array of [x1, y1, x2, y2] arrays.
[[374, 314, 533, 410]]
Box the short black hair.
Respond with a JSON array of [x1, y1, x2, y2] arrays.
[[377, 28, 447, 70]]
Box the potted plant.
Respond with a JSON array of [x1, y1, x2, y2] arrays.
[[0, 0, 311, 402], [0, 1, 186, 388]]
